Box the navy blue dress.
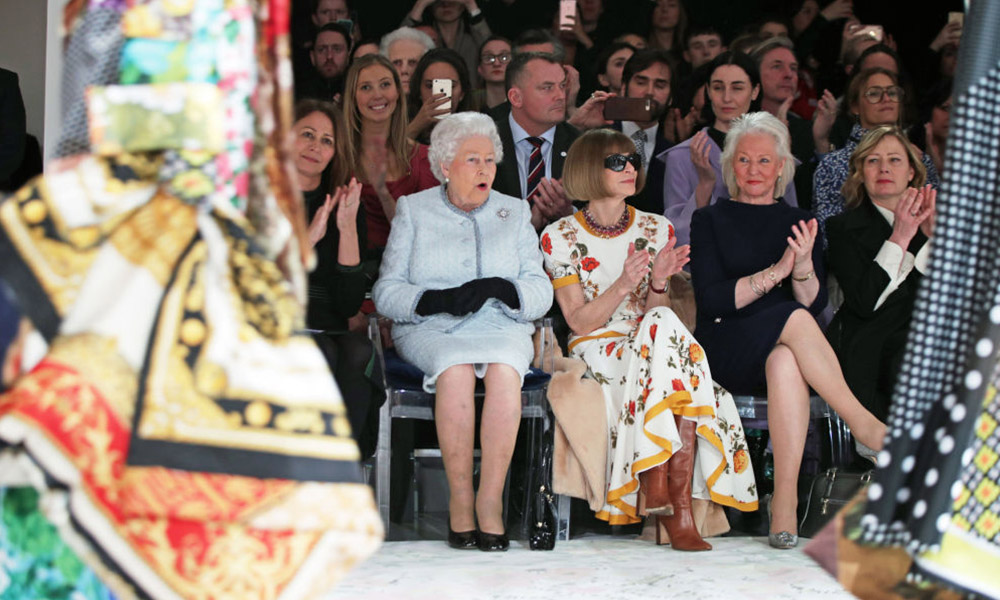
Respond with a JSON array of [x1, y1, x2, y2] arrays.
[[690, 198, 826, 394]]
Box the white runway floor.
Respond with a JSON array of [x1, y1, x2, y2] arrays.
[[325, 534, 854, 600]]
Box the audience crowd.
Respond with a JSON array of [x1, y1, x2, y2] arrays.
[[284, 0, 964, 553]]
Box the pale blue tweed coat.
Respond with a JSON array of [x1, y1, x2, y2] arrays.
[[373, 185, 553, 391]]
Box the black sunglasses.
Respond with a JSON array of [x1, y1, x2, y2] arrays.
[[604, 153, 642, 172]]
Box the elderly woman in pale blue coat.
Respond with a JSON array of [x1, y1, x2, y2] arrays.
[[373, 112, 552, 552]]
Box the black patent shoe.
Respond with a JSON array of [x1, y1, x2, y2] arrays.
[[447, 528, 479, 549], [477, 530, 509, 552]]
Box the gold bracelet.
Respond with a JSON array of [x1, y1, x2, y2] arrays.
[[748, 273, 765, 297], [766, 263, 781, 288], [792, 270, 815, 282]]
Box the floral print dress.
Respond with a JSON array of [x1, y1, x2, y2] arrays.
[[541, 207, 758, 524]]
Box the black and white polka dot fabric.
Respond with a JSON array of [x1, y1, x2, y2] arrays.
[[858, 56, 1000, 558]]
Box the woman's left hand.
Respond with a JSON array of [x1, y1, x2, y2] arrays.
[[786, 218, 818, 271], [308, 190, 340, 247], [335, 177, 363, 234], [649, 236, 691, 286], [917, 184, 936, 239]]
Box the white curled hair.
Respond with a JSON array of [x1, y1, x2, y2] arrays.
[[379, 27, 435, 57], [428, 112, 504, 183], [720, 111, 796, 199]]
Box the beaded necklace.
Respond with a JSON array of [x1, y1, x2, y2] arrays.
[[582, 206, 631, 238]]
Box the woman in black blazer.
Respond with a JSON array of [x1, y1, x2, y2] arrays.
[[826, 126, 935, 421]]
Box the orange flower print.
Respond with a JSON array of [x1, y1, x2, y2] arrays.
[[668, 223, 675, 240], [606, 342, 615, 356], [581, 257, 600, 271], [541, 233, 553, 255], [616, 346, 624, 359], [649, 323, 658, 341], [640, 344, 650, 359], [628, 400, 636, 417], [671, 379, 685, 392], [689, 374, 700, 389], [733, 449, 749, 474], [689, 343, 704, 363]]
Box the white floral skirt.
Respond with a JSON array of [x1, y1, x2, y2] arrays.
[[572, 306, 759, 524]]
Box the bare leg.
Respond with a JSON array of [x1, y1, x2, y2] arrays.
[[765, 344, 810, 535], [476, 363, 522, 535], [776, 310, 887, 450], [435, 364, 477, 532]]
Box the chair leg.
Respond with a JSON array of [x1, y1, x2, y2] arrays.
[[375, 393, 392, 538]]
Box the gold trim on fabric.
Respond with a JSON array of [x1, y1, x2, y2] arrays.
[[551, 274, 580, 290], [567, 331, 626, 353], [136, 236, 358, 462], [109, 192, 198, 287]]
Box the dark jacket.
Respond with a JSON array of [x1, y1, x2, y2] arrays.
[[825, 198, 927, 421], [492, 112, 579, 200]]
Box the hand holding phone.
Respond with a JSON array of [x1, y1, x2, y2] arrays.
[[558, 0, 576, 32], [432, 78, 452, 119]]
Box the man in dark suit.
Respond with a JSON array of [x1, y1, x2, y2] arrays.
[[492, 52, 579, 230], [613, 49, 674, 215]]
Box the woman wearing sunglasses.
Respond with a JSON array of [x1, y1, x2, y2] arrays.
[[813, 67, 939, 244], [541, 129, 759, 551]]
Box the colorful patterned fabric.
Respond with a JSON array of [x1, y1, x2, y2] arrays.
[[0, 0, 381, 598], [540, 209, 758, 525], [0, 487, 116, 600]]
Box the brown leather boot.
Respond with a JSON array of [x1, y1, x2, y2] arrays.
[[640, 461, 673, 515], [657, 415, 711, 551]]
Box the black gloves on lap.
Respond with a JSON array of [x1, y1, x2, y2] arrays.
[[415, 277, 520, 317]]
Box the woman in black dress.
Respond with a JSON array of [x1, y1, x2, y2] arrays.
[[293, 99, 380, 456], [826, 126, 932, 422], [689, 111, 886, 549]]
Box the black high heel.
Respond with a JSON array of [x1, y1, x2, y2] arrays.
[[447, 527, 479, 549], [477, 530, 509, 552]]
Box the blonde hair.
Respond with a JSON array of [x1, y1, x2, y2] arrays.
[[342, 54, 413, 183], [842, 125, 926, 209], [562, 129, 646, 201], [721, 111, 795, 199]]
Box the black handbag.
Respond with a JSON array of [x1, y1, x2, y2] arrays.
[[799, 467, 872, 538], [528, 422, 557, 551]]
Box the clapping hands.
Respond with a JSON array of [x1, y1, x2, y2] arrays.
[[889, 185, 936, 247], [777, 218, 818, 279], [650, 236, 691, 286], [307, 177, 363, 247]]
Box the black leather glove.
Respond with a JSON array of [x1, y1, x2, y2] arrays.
[[459, 277, 520, 311]]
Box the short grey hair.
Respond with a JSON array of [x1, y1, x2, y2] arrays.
[[379, 27, 435, 57], [428, 112, 504, 183], [749, 35, 795, 65], [720, 112, 796, 199]]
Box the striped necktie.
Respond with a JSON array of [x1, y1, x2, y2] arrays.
[[525, 136, 545, 201], [632, 129, 647, 170]]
